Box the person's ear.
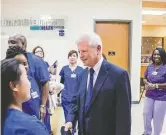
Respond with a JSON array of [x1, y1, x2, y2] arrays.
[[9, 81, 18, 92], [97, 45, 101, 54]]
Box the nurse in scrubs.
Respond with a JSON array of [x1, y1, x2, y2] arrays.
[[6, 46, 41, 119], [32, 45, 54, 135], [59, 50, 84, 134], [1, 58, 49, 135], [8, 35, 50, 134], [32, 46, 57, 75]]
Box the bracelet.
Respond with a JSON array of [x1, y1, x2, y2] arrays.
[[40, 105, 46, 113], [40, 107, 46, 113], [40, 105, 46, 108], [155, 84, 159, 89]]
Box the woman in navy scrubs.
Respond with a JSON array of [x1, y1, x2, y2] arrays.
[[6, 46, 41, 119], [32, 46, 49, 69], [1, 58, 49, 135], [59, 50, 84, 134], [32, 46, 54, 135]]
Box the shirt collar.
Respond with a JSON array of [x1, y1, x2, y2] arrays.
[[88, 57, 104, 73]]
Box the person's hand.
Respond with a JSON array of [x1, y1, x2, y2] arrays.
[[145, 84, 149, 90], [49, 66, 54, 74], [147, 83, 156, 90], [49, 83, 56, 94], [64, 122, 72, 132], [40, 105, 46, 122]]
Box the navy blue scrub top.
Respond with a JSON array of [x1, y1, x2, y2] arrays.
[[22, 76, 41, 119], [26, 52, 50, 92], [59, 65, 84, 100], [44, 61, 49, 69], [3, 109, 49, 135]]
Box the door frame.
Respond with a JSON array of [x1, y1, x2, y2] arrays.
[[93, 19, 132, 77]]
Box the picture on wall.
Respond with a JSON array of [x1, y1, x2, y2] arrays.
[[141, 37, 164, 66], [141, 37, 164, 55], [141, 55, 152, 66]]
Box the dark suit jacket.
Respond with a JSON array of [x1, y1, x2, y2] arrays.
[[66, 60, 131, 135]]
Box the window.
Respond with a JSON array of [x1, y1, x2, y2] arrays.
[[141, 37, 164, 65]]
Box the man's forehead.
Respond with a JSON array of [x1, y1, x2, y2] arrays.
[[78, 40, 89, 45]]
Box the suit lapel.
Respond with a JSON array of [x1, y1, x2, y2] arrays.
[[86, 60, 109, 113], [79, 69, 88, 127], [80, 69, 88, 104]]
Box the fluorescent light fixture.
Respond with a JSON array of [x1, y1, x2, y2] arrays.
[[142, 21, 147, 24], [142, 10, 166, 15], [40, 15, 52, 20]]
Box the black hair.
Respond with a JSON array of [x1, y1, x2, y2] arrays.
[[6, 46, 27, 59], [32, 46, 44, 58], [1, 58, 22, 129], [68, 50, 78, 58], [152, 48, 166, 65]]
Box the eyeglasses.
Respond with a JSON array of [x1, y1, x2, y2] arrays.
[[35, 51, 43, 53]]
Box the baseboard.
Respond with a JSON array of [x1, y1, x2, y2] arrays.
[[131, 101, 140, 104]]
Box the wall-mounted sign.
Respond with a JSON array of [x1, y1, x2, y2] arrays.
[[29, 25, 64, 30], [29, 19, 65, 31], [1, 18, 66, 36], [108, 51, 116, 56], [1, 18, 65, 28]]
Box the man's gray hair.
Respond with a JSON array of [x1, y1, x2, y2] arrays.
[[76, 32, 102, 48]]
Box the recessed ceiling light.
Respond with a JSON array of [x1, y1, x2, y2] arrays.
[[142, 10, 166, 15]]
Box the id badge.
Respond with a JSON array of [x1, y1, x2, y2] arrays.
[[152, 71, 158, 76], [31, 91, 39, 99], [71, 73, 76, 78]]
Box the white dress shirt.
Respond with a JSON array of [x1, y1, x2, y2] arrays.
[[87, 57, 104, 89]]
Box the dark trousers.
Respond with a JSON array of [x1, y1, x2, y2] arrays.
[[62, 99, 76, 135]]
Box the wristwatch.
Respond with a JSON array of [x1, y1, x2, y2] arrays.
[[40, 105, 46, 113], [40, 104, 46, 108]]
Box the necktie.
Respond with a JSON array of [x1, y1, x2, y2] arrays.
[[84, 68, 94, 113]]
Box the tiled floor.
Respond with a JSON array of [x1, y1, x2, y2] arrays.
[[51, 100, 166, 135]]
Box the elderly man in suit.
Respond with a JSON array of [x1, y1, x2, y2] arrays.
[[64, 32, 131, 135]]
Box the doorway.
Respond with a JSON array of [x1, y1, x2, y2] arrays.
[[94, 20, 131, 73]]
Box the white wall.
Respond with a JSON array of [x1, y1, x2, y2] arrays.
[[1, 0, 142, 101]]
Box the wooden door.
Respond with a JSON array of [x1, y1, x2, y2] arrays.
[[96, 22, 129, 71]]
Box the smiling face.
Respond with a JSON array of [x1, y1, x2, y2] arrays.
[[8, 35, 27, 50], [8, 38, 24, 49], [153, 49, 162, 64], [34, 47, 44, 58]]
